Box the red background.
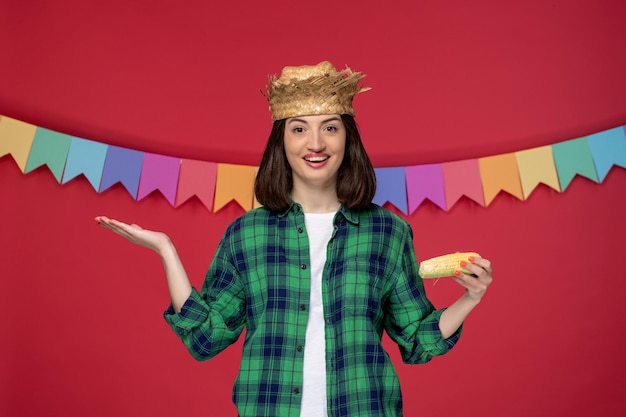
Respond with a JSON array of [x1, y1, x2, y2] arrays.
[[2, 1, 626, 416]]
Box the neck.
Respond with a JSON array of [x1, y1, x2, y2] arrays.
[[291, 183, 340, 213]]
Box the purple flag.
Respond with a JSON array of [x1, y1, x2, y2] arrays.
[[373, 167, 407, 214], [136, 153, 181, 206], [99, 146, 144, 198], [405, 164, 446, 213]]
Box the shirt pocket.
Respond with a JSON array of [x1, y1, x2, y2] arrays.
[[337, 258, 386, 322]]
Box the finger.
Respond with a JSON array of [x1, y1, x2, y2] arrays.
[[454, 271, 477, 288], [95, 216, 128, 231], [94, 215, 110, 225], [471, 257, 492, 274], [95, 217, 120, 232], [462, 266, 493, 291], [462, 257, 492, 279], [459, 260, 481, 278], [95, 217, 135, 239], [455, 270, 490, 296]]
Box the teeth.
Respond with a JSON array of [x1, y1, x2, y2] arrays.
[[305, 156, 328, 162]]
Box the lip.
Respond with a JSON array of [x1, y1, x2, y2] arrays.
[[303, 153, 330, 167]]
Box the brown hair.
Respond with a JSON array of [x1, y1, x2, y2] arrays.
[[254, 115, 376, 212]]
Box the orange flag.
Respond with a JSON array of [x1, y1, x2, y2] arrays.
[[0, 116, 37, 172], [214, 164, 258, 212], [478, 153, 524, 206], [515, 146, 561, 198]]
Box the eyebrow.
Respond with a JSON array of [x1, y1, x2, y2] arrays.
[[287, 116, 342, 125]]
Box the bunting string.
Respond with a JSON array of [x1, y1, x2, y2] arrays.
[[1, 114, 625, 213]]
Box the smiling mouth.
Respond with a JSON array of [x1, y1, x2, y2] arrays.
[[304, 156, 329, 162]]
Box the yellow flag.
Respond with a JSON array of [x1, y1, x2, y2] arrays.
[[516, 146, 561, 198], [0, 116, 38, 172]]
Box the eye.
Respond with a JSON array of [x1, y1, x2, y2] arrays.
[[324, 125, 338, 132], [292, 127, 305, 133]]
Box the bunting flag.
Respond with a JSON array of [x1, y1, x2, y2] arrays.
[[136, 153, 181, 206], [100, 146, 144, 197], [25, 128, 72, 182], [176, 159, 217, 210], [373, 167, 408, 214], [0, 116, 37, 172], [405, 164, 446, 213], [552, 137, 599, 190], [586, 127, 626, 182], [479, 153, 524, 206], [515, 146, 561, 199], [0, 114, 625, 214], [442, 159, 484, 209], [62, 137, 108, 190], [213, 163, 257, 212]]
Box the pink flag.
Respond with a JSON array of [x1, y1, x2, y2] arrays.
[[442, 159, 485, 209], [176, 159, 217, 210]]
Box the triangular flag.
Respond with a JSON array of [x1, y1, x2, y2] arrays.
[[175, 159, 217, 211], [516, 146, 561, 198], [441, 159, 485, 209], [214, 164, 257, 212], [0, 116, 37, 172], [24, 128, 72, 182], [99, 146, 144, 198], [405, 164, 446, 213], [587, 126, 626, 181], [552, 137, 599, 190], [136, 153, 181, 206], [62, 137, 108, 190], [479, 153, 523, 206], [373, 167, 408, 214]]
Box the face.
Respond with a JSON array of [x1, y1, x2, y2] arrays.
[[283, 114, 346, 191]]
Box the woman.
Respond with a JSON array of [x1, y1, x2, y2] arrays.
[[95, 61, 493, 417]]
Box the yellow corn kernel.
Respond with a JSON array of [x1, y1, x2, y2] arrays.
[[418, 252, 480, 278]]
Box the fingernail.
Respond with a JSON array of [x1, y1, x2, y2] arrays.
[[460, 260, 467, 267], [454, 270, 461, 276], [468, 256, 475, 262]]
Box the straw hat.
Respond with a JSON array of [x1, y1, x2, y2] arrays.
[[263, 61, 369, 122]]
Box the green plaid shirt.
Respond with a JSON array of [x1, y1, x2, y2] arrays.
[[164, 203, 461, 417]]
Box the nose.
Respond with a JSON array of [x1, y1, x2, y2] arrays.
[[307, 130, 325, 151]]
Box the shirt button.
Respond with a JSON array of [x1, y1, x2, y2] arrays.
[[297, 346, 303, 352], [297, 227, 303, 233], [293, 388, 300, 394], [325, 318, 332, 325], [300, 264, 307, 270], [299, 304, 306, 311]]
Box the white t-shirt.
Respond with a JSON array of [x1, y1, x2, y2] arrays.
[[300, 212, 335, 417]]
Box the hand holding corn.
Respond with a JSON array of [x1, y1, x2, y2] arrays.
[[422, 252, 494, 338], [419, 250, 493, 297]]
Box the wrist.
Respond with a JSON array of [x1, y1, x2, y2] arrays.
[[461, 291, 482, 306], [154, 234, 175, 257]]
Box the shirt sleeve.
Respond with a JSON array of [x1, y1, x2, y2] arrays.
[[383, 222, 462, 364], [163, 230, 246, 361]]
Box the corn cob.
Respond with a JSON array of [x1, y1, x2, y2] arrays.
[[418, 252, 480, 278]]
